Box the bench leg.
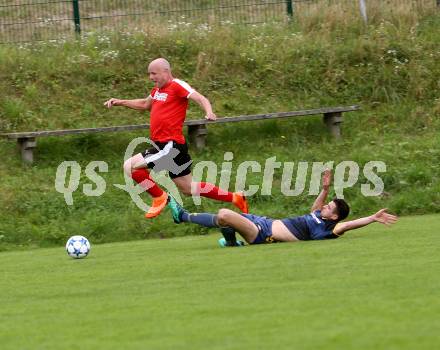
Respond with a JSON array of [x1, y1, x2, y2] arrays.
[[17, 137, 37, 164], [188, 125, 208, 150], [323, 112, 343, 138]]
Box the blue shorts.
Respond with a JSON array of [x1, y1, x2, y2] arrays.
[[241, 214, 277, 244]]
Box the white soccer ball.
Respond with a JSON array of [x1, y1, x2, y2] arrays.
[[65, 235, 91, 259]]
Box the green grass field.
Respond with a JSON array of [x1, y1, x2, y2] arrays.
[[1, 214, 439, 350], [1, 13, 440, 250], [1, 6, 439, 349]]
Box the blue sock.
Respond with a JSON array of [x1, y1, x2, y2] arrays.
[[181, 211, 219, 228]]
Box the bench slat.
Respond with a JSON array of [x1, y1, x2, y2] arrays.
[[1, 106, 359, 139], [4, 124, 149, 139], [185, 105, 359, 126]]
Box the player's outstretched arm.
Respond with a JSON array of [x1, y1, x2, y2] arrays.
[[310, 169, 332, 212], [104, 96, 152, 111], [333, 208, 398, 236], [188, 91, 217, 120]]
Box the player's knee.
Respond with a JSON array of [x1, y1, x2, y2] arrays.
[[217, 208, 234, 226], [123, 159, 133, 175]]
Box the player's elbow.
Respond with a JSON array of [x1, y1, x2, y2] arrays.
[[144, 102, 152, 111], [198, 94, 208, 103], [141, 103, 150, 111]]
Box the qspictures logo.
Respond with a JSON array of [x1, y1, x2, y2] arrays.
[[54, 137, 387, 211]]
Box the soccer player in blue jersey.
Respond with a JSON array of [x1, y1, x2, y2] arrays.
[[167, 169, 398, 246]]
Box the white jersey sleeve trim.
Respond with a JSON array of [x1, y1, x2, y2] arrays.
[[173, 78, 195, 98]]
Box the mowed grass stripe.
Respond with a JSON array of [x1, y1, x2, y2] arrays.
[[1, 214, 439, 350]]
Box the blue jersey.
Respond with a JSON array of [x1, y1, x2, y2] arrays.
[[281, 210, 341, 241]]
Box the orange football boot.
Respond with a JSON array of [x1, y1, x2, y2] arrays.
[[145, 192, 169, 219], [232, 192, 249, 214]]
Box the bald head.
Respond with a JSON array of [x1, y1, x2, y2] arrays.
[[148, 58, 173, 88], [149, 58, 171, 72]]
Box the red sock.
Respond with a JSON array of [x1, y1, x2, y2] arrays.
[[131, 169, 164, 198], [194, 182, 233, 202]]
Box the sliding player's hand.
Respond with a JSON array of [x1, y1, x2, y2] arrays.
[[373, 209, 398, 226], [322, 169, 332, 190]]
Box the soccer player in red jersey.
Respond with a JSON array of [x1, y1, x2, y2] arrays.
[[104, 58, 248, 218]]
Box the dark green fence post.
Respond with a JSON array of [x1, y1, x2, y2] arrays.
[[286, 0, 294, 18], [72, 0, 81, 34]]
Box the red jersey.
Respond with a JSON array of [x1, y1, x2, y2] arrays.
[[149, 78, 194, 144]]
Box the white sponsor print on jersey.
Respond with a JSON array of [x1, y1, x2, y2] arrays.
[[153, 90, 168, 102], [311, 212, 322, 224]]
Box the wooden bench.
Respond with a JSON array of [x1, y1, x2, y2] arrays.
[[1, 106, 359, 164]]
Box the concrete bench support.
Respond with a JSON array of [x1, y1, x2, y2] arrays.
[[323, 112, 343, 139], [17, 137, 36, 164], [188, 124, 208, 150]]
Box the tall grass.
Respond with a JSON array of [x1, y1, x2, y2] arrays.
[[0, 9, 439, 250], [296, 0, 436, 30], [0, 0, 437, 42], [1, 10, 439, 131]]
